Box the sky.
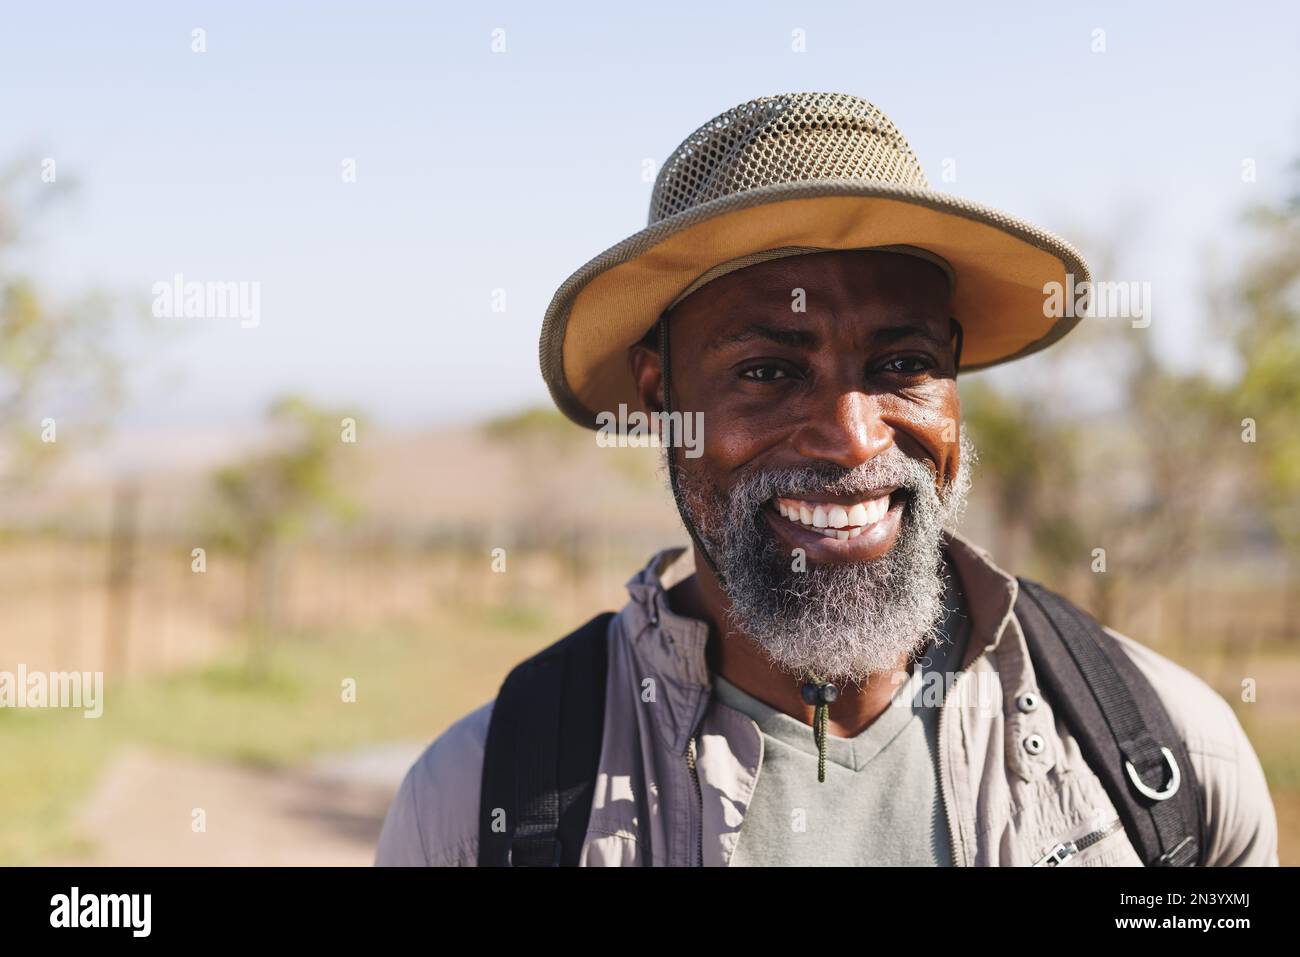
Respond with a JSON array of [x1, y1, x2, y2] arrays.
[[2, 0, 1298, 430]]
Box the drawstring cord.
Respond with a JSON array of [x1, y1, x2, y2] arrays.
[[814, 695, 829, 783], [801, 674, 838, 783]]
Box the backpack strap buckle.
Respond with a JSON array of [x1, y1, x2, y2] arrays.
[[1124, 746, 1181, 802], [1155, 835, 1197, 867]]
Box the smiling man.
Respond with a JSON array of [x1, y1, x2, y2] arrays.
[[376, 92, 1278, 867]]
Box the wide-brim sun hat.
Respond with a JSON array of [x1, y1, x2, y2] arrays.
[[540, 91, 1091, 429]]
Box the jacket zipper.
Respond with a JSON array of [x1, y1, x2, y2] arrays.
[[1033, 817, 1125, 867], [686, 734, 704, 867], [936, 645, 991, 867]]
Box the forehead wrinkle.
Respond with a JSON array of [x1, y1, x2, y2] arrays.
[[703, 310, 951, 355]]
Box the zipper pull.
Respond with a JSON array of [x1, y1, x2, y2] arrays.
[[1033, 841, 1078, 867], [1034, 818, 1124, 867]]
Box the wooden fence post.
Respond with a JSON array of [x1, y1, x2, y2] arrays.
[[104, 481, 140, 682]]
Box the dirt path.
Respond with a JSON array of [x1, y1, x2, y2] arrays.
[[52, 741, 428, 866]]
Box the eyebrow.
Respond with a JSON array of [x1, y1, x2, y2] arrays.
[[871, 325, 953, 353], [706, 322, 953, 353], [706, 323, 817, 350]]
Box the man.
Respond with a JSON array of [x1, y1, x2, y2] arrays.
[[376, 92, 1277, 866]]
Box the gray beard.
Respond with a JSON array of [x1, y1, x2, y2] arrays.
[[672, 432, 976, 685]]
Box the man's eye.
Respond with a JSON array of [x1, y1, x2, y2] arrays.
[[741, 365, 792, 381], [881, 356, 934, 375]]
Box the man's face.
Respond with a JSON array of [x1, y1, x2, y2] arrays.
[[632, 249, 975, 683]]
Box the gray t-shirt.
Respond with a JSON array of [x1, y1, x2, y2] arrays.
[[716, 571, 969, 867]]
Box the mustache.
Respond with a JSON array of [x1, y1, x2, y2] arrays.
[[728, 449, 936, 512]]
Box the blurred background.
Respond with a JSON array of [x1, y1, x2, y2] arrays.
[[1, 1, 1298, 865]]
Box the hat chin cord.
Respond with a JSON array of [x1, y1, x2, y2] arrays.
[[654, 313, 965, 784]]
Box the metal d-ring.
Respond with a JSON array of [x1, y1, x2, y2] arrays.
[[1125, 747, 1181, 801]]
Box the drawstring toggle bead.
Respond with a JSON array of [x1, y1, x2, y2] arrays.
[[800, 681, 839, 706]]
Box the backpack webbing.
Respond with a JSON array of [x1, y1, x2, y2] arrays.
[[1015, 577, 1204, 866], [477, 612, 612, 866]]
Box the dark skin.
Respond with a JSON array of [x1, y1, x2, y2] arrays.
[[629, 250, 962, 738]]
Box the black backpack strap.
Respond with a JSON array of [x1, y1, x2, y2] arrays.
[[477, 612, 613, 867], [1015, 578, 1205, 866]]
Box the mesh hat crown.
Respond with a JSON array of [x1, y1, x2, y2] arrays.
[[649, 93, 929, 221], [540, 91, 1090, 430]]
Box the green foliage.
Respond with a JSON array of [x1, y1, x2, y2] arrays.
[[960, 377, 1084, 582], [207, 395, 359, 557], [203, 396, 362, 664], [1233, 182, 1300, 551], [961, 160, 1300, 626], [0, 164, 122, 480]]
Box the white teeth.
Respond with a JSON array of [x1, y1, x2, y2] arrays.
[[775, 492, 896, 538]]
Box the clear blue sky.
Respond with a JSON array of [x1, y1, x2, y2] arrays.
[[3, 0, 1298, 427]]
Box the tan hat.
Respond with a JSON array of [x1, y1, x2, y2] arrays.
[[540, 91, 1091, 429]]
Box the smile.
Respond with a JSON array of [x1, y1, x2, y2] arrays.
[[772, 490, 899, 540]]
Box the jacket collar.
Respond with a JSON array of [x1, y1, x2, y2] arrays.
[[941, 531, 1021, 669]]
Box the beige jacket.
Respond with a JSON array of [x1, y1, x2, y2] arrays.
[[375, 532, 1279, 867]]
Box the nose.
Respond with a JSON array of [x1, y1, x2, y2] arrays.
[[789, 389, 893, 470]]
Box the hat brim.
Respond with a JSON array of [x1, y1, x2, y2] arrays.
[[541, 179, 1090, 430]]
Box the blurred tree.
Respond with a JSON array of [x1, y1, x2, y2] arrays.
[[0, 157, 121, 483], [1098, 332, 1239, 628], [206, 395, 360, 670], [962, 227, 1242, 630], [958, 231, 1128, 596], [960, 377, 1086, 584], [480, 405, 595, 604], [1231, 159, 1300, 634]]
